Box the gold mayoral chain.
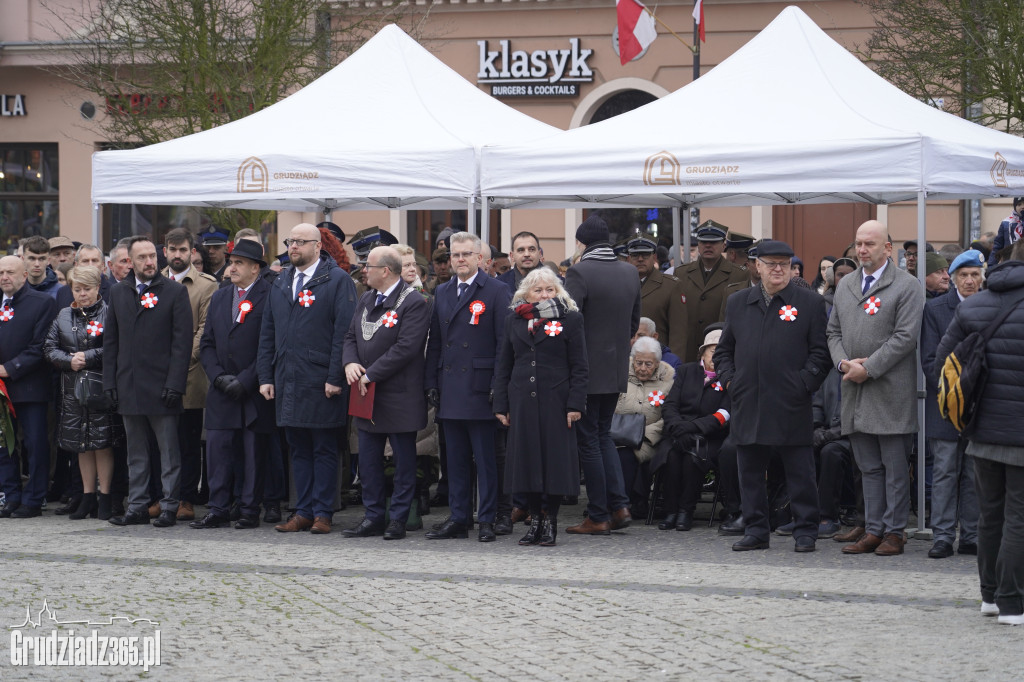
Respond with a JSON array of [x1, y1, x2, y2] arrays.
[[360, 286, 415, 340]]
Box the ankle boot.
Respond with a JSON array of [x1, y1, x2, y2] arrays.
[[658, 513, 678, 530], [539, 517, 557, 546], [69, 493, 97, 520], [519, 516, 541, 545], [96, 493, 112, 521], [55, 496, 81, 515]]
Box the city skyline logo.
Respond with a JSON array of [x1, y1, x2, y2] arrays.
[[643, 151, 681, 186], [237, 156, 269, 193], [9, 600, 159, 630]]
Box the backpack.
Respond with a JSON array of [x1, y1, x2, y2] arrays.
[[938, 289, 1024, 431]]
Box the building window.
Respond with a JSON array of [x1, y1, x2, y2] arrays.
[[0, 144, 59, 252]]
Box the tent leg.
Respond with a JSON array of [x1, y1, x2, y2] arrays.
[[92, 203, 102, 248], [671, 206, 681, 269], [480, 199, 490, 246], [913, 190, 931, 540], [467, 197, 476, 236], [683, 207, 693, 264]]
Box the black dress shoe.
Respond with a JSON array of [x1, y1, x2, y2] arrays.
[[478, 522, 496, 542], [262, 504, 282, 524], [341, 517, 385, 538], [494, 514, 513, 535], [658, 513, 678, 530], [0, 503, 21, 519], [718, 514, 746, 536], [189, 512, 230, 529], [929, 540, 955, 558], [109, 510, 151, 526], [794, 536, 816, 553], [152, 510, 177, 527], [429, 491, 448, 507], [54, 497, 81, 515], [425, 519, 469, 539], [10, 506, 42, 519], [235, 516, 260, 529], [675, 511, 694, 531], [732, 535, 770, 551], [383, 520, 407, 540], [229, 500, 242, 521], [958, 542, 978, 556]]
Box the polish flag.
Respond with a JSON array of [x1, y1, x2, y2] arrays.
[[617, 0, 657, 65], [692, 0, 706, 43]]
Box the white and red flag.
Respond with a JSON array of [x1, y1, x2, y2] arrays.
[[692, 0, 706, 43], [617, 0, 657, 65]]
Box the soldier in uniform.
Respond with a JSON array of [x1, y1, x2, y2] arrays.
[[724, 232, 754, 266], [677, 221, 749, 362], [347, 227, 398, 298], [626, 236, 688, 361], [197, 226, 230, 282]]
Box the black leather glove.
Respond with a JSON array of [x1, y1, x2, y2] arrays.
[[812, 427, 830, 450], [426, 388, 440, 409], [214, 374, 236, 392], [223, 378, 246, 401], [88, 391, 116, 412], [104, 389, 118, 413], [670, 421, 699, 440], [161, 388, 183, 409]]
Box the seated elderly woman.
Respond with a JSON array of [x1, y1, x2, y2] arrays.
[[659, 330, 739, 531], [613, 336, 676, 515]]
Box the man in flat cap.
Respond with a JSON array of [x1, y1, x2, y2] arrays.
[[627, 235, 688, 360], [198, 226, 230, 282], [677, 221, 749, 362], [714, 239, 831, 552]]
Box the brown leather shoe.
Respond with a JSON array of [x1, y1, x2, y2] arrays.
[[833, 526, 865, 543], [841, 532, 883, 554], [148, 501, 161, 519], [565, 518, 611, 535], [610, 507, 632, 531], [275, 515, 313, 532], [176, 501, 195, 520], [874, 532, 906, 556], [510, 507, 528, 524], [310, 516, 332, 534]]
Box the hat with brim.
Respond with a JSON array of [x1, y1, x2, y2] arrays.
[[695, 220, 728, 242], [626, 236, 657, 254], [725, 231, 754, 249], [228, 239, 267, 268], [698, 329, 722, 356], [49, 236, 75, 250], [199, 225, 229, 246]]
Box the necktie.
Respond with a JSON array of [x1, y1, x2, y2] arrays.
[[375, 292, 386, 308], [137, 282, 146, 295], [862, 274, 874, 295], [458, 282, 468, 298], [1, 298, 10, 309], [294, 272, 305, 301], [239, 288, 247, 298]]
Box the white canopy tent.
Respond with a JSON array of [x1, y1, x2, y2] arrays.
[[480, 5, 1024, 209], [90, 24, 558, 224]]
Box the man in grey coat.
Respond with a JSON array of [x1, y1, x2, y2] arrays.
[[563, 215, 642, 535], [827, 220, 924, 556]]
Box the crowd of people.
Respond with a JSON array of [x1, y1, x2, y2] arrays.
[[1, 203, 1022, 625]]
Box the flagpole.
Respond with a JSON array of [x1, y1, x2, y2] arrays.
[[643, 8, 697, 54], [692, 2, 701, 80]]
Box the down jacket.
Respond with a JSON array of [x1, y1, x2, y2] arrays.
[[44, 301, 123, 452], [935, 260, 1024, 449]]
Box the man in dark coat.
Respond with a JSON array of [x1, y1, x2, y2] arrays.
[[627, 236, 688, 360], [342, 246, 431, 540], [677, 222, 749, 362], [103, 237, 193, 527], [193, 240, 273, 530], [258, 223, 357, 534], [55, 244, 113, 308], [563, 215, 642, 535], [424, 232, 512, 542], [0, 256, 58, 518], [714, 240, 831, 552], [920, 249, 985, 558]]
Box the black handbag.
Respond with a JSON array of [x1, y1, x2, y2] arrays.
[[73, 370, 104, 406], [610, 412, 645, 449]]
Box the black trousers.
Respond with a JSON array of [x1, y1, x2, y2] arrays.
[[974, 456, 1024, 616], [816, 438, 852, 521], [662, 438, 740, 516], [177, 408, 205, 504], [737, 444, 819, 542]]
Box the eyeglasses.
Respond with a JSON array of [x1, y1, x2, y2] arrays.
[[363, 264, 388, 270], [283, 238, 319, 248], [450, 251, 477, 260], [758, 258, 790, 271]]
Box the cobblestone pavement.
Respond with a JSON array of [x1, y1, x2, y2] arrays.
[[0, 501, 1018, 681]]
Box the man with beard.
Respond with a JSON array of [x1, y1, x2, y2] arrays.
[[497, 231, 545, 292]]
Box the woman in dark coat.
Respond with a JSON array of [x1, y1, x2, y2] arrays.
[[493, 268, 588, 547], [44, 266, 122, 520], [659, 330, 732, 531]]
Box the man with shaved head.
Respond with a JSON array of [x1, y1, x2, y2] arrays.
[[341, 245, 431, 539], [258, 223, 357, 535], [827, 220, 924, 557], [0, 255, 58, 518]]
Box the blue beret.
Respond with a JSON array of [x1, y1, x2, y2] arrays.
[[948, 249, 985, 276]]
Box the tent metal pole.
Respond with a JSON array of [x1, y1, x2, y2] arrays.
[[92, 203, 102, 248], [467, 196, 476, 236], [480, 197, 490, 247], [914, 190, 930, 538], [671, 206, 681, 268], [683, 206, 692, 264]]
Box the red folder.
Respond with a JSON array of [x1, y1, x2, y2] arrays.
[[348, 381, 376, 420]]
